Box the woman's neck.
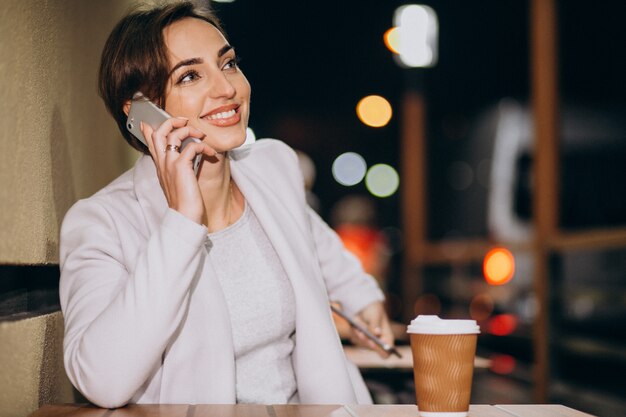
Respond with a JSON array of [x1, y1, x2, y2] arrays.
[[197, 153, 242, 232]]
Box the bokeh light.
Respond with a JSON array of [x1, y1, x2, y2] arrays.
[[483, 247, 515, 285], [356, 95, 393, 128], [336, 224, 385, 276], [365, 164, 399, 198], [490, 353, 516, 375], [332, 152, 367, 186], [383, 27, 401, 54], [488, 314, 518, 336], [392, 5, 438, 68], [414, 294, 441, 316], [570, 295, 595, 319], [469, 293, 495, 321]]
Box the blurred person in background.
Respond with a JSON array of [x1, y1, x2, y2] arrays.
[[331, 195, 391, 289], [296, 150, 320, 213]]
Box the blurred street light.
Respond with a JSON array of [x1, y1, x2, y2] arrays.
[[332, 152, 367, 187], [483, 247, 516, 285], [356, 95, 393, 128], [390, 4, 439, 68]]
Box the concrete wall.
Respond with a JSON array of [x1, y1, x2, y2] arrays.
[[0, 312, 73, 417], [0, 1, 144, 416], [0, 0, 139, 265]]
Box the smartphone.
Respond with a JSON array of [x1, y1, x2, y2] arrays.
[[331, 305, 401, 358], [126, 92, 202, 175]]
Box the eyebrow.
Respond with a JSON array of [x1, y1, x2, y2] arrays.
[[168, 45, 234, 77]]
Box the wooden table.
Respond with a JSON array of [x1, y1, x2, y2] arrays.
[[29, 404, 597, 417]]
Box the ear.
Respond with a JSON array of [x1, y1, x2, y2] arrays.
[[123, 100, 131, 117]]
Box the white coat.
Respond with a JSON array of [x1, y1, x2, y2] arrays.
[[59, 139, 384, 408]]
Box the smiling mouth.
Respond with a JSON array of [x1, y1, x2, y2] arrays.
[[201, 105, 241, 127], [206, 108, 236, 120]]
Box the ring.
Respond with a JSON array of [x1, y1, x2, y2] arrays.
[[164, 144, 180, 153]]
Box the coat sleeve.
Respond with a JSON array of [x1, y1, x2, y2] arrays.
[[265, 140, 385, 317], [59, 199, 208, 408], [306, 206, 385, 317]]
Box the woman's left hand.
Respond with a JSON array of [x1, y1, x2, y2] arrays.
[[350, 301, 395, 358]]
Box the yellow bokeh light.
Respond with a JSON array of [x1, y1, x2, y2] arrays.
[[384, 27, 400, 54], [365, 164, 399, 198], [356, 95, 393, 128], [483, 247, 515, 285]]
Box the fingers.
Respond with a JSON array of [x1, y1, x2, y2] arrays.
[[377, 321, 395, 358], [179, 138, 218, 160], [140, 117, 211, 170], [177, 141, 219, 175], [164, 124, 206, 149], [349, 315, 381, 352], [353, 302, 396, 358], [139, 121, 156, 156], [138, 117, 211, 224]]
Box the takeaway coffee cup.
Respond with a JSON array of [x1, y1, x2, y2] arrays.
[[407, 315, 480, 417]]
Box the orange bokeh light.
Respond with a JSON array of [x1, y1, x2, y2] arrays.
[[483, 247, 515, 285], [384, 27, 400, 54], [356, 95, 392, 128]]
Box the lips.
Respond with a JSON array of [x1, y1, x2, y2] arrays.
[[201, 104, 241, 127]]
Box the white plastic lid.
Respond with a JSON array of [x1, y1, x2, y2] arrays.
[[407, 315, 480, 335]]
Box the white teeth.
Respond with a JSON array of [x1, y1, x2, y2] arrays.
[[206, 109, 236, 120]]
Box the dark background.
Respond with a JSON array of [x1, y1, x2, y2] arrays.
[[213, 1, 626, 414], [215, 0, 626, 235]]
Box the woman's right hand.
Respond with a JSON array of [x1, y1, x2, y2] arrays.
[[140, 117, 216, 224]]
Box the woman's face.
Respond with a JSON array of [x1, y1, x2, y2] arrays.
[[163, 18, 251, 152]]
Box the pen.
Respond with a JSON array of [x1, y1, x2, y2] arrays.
[[331, 305, 402, 358]]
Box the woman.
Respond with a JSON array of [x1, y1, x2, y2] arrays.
[[59, 1, 394, 408]]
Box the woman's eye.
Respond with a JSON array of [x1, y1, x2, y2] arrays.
[[223, 56, 240, 71], [177, 70, 199, 84]]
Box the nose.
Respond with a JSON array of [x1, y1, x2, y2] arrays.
[[208, 71, 236, 99]]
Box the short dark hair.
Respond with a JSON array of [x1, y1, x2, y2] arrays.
[[98, 1, 225, 154]]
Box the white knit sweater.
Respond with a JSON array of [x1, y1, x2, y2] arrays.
[[210, 203, 297, 403]]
